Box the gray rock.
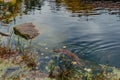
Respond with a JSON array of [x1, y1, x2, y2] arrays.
[[0, 31, 10, 36], [13, 23, 40, 40]]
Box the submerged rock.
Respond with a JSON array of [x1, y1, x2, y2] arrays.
[[13, 23, 40, 40], [0, 31, 10, 36]]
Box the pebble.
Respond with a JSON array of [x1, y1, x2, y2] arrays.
[[41, 53, 44, 56], [72, 61, 77, 65], [63, 46, 67, 49], [45, 47, 48, 50], [45, 56, 49, 59]]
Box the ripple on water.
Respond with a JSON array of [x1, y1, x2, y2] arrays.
[[63, 37, 120, 66]]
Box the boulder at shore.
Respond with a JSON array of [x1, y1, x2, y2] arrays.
[[13, 23, 39, 40]]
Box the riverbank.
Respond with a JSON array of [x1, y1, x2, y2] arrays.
[[0, 48, 120, 80]]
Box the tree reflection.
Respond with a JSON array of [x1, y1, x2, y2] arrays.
[[48, 0, 62, 12], [24, 0, 44, 11], [0, 0, 44, 24], [51, 0, 120, 18], [0, 0, 119, 24], [0, 0, 22, 24]]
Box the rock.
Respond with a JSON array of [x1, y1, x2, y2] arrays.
[[13, 23, 40, 40], [110, 11, 120, 15], [0, 31, 10, 36], [23, 71, 49, 80], [29, 71, 48, 78]]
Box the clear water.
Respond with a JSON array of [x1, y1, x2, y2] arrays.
[[1, 0, 120, 68]]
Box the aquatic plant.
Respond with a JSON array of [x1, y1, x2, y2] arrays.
[[11, 50, 38, 70], [47, 49, 120, 80], [47, 53, 83, 80], [22, 54, 37, 70]]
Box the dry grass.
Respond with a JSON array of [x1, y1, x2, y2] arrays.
[[0, 47, 18, 59]]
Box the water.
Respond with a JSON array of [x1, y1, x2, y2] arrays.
[[0, 0, 120, 68]]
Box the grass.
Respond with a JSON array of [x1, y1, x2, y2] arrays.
[[0, 46, 17, 59], [0, 46, 40, 80]]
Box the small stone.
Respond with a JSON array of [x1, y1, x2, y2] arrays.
[[36, 67, 39, 70], [72, 61, 77, 65], [45, 47, 48, 50], [5, 12, 11, 16], [63, 46, 67, 49], [37, 62, 40, 65], [84, 68, 91, 72], [0, 31, 10, 36], [41, 53, 44, 56], [45, 66, 49, 71], [45, 56, 49, 59]]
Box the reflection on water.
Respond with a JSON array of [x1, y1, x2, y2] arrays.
[[0, 0, 120, 68]]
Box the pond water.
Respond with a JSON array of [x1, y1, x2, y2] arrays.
[[0, 0, 120, 69]]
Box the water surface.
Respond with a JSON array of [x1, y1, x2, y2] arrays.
[[0, 0, 120, 68]]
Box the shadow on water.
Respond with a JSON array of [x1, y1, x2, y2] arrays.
[[0, 0, 120, 70]]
